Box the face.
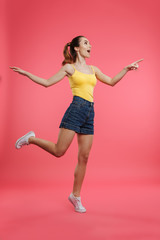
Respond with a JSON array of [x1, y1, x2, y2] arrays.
[[75, 37, 92, 58]]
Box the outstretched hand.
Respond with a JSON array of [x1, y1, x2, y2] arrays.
[[124, 59, 144, 71], [9, 66, 26, 76]]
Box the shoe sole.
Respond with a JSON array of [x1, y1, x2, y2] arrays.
[[15, 131, 35, 149]]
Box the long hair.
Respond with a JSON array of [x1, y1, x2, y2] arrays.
[[62, 35, 85, 65]]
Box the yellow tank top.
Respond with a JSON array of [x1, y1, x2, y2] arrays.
[[68, 64, 97, 102]]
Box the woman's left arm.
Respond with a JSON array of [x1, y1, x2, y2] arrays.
[[94, 58, 144, 86]]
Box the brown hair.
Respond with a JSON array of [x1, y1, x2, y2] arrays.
[[62, 35, 85, 65]]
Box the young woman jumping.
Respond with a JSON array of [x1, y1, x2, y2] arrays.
[[10, 35, 143, 213]]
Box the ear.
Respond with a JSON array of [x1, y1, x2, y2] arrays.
[[74, 46, 79, 52]]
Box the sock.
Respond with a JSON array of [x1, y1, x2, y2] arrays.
[[72, 193, 81, 200]]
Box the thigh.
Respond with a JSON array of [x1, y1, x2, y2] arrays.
[[77, 134, 94, 155], [56, 128, 75, 153]]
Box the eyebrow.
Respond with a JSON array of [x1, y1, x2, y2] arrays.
[[84, 40, 90, 44]]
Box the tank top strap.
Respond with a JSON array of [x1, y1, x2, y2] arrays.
[[91, 65, 95, 74], [72, 64, 76, 70]]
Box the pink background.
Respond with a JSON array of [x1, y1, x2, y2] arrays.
[[1, 0, 160, 239], [1, 0, 159, 184]]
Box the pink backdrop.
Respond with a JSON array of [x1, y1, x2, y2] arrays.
[[1, 0, 160, 239], [1, 0, 160, 185]]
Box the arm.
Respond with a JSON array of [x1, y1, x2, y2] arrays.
[[93, 58, 144, 87], [110, 67, 129, 86], [93, 66, 113, 86], [9, 65, 69, 87], [93, 66, 129, 86]]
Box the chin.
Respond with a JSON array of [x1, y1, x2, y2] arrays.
[[82, 53, 90, 59]]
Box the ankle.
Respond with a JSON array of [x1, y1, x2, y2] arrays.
[[72, 192, 80, 198], [28, 136, 35, 144]]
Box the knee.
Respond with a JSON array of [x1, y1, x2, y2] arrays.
[[54, 149, 66, 158], [52, 143, 67, 158], [78, 152, 89, 164]]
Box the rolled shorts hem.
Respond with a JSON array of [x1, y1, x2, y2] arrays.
[[59, 122, 94, 135]]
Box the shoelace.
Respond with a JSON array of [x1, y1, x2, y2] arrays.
[[20, 139, 28, 146], [74, 198, 83, 209], [21, 140, 27, 145]]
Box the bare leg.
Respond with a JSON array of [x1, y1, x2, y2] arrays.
[[72, 134, 93, 197], [29, 128, 75, 157]]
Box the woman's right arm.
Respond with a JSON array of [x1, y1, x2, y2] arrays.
[[9, 64, 71, 87]]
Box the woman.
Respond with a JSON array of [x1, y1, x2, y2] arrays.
[[10, 35, 143, 213]]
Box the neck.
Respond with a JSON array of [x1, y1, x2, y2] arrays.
[[74, 54, 86, 66]]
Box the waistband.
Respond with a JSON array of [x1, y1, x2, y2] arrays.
[[72, 96, 94, 106]]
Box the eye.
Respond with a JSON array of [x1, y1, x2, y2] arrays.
[[84, 41, 88, 45]]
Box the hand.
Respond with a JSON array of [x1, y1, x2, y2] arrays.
[[124, 58, 144, 71], [9, 66, 26, 76]]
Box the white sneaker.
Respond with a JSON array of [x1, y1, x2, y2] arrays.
[[15, 131, 35, 149], [68, 193, 86, 213]]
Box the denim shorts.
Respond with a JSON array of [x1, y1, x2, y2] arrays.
[[59, 96, 95, 135]]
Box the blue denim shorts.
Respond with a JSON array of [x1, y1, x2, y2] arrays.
[[59, 96, 95, 135]]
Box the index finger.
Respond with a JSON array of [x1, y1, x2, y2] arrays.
[[9, 66, 18, 69], [134, 58, 144, 64]]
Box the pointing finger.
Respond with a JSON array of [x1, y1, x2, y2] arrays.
[[134, 58, 144, 64], [10, 66, 17, 69]]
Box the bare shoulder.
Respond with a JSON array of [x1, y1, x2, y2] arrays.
[[92, 65, 101, 74], [62, 63, 74, 76], [91, 65, 112, 84]]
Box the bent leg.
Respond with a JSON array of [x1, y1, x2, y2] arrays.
[[72, 134, 93, 197], [29, 128, 75, 157]]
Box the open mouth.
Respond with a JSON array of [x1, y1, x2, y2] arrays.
[[87, 50, 91, 53]]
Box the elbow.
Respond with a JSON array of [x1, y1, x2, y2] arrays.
[[110, 80, 115, 87], [44, 80, 50, 88]]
